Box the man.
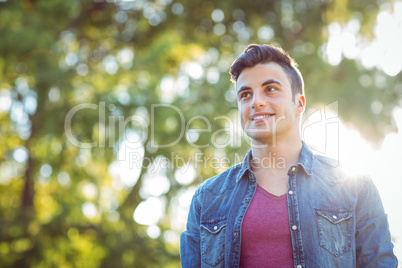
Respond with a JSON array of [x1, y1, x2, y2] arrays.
[[180, 44, 398, 267]]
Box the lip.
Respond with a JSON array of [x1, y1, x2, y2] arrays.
[[250, 112, 275, 121]]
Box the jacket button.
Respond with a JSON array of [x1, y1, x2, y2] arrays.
[[288, 190, 293, 195], [292, 225, 297, 230], [234, 232, 239, 237], [214, 226, 218, 230], [332, 215, 337, 219], [297, 265, 302, 268], [244, 198, 248, 201]]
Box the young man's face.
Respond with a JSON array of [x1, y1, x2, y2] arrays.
[[236, 62, 305, 145]]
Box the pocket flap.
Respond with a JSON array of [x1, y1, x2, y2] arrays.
[[200, 218, 227, 234], [315, 208, 352, 224]]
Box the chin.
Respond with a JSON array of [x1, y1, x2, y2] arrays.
[[247, 132, 273, 144]]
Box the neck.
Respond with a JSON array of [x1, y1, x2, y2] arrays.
[[250, 137, 303, 172]]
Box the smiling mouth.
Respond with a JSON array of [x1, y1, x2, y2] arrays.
[[251, 114, 274, 121]]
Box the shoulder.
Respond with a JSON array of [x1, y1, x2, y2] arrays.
[[312, 154, 371, 190], [309, 153, 379, 209], [312, 154, 345, 185], [314, 154, 340, 168], [194, 163, 243, 197]]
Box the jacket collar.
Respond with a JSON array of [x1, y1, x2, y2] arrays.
[[236, 140, 314, 182], [236, 150, 253, 183], [299, 140, 313, 176]]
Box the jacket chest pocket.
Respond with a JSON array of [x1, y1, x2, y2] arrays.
[[315, 208, 353, 257], [200, 217, 227, 267]]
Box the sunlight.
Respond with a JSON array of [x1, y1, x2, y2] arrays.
[[174, 164, 196, 185], [82, 202, 98, 219], [324, 1, 402, 76], [81, 182, 98, 199], [12, 147, 28, 163], [338, 125, 375, 177], [319, 4, 402, 258], [0, 89, 11, 112], [371, 108, 402, 260], [170, 186, 197, 231], [305, 107, 402, 261], [147, 225, 161, 239], [160, 74, 190, 103], [133, 196, 166, 225], [108, 131, 145, 189], [302, 101, 340, 161], [183, 62, 203, 79], [140, 173, 170, 198]]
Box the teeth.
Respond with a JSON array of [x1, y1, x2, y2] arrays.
[[252, 115, 271, 120]]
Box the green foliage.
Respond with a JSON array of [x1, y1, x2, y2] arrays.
[[0, 0, 400, 266]]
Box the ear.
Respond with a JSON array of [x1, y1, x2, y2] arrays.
[[295, 94, 306, 114]]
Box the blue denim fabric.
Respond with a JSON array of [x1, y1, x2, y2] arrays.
[[180, 142, 398, 267]]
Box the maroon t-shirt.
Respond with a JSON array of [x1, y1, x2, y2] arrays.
[[240, 184, 294, 267]]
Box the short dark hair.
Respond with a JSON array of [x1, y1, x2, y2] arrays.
[[229, 44, 304, 97]]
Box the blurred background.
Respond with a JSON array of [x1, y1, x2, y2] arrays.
[[0, 0, 401, 267]]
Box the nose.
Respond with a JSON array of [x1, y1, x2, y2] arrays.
[[252, 91, 265, 109]]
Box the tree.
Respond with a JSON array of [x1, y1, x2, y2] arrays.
[[0, 0, 400, 266]]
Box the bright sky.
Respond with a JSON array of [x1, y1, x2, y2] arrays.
[[304, 104, 402, 261], [321, 1, 402, 260], [324, 1, 402, 76]]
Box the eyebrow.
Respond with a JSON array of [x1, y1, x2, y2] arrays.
[[237, 79, 282, 95]]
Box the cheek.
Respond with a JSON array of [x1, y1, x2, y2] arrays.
[[241, 104, 250, 116], [238, 102, 244, 111], [238, 104, 248, 124], [272, 97, 289, 109]]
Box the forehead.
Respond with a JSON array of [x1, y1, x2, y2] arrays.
[[236, 62, 291, 89]]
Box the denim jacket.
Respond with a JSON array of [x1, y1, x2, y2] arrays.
[[180, 142, 398, 267]]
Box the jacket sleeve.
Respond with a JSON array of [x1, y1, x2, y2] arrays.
[[355, 177, 398, 267], [180, 192, 201, 267]]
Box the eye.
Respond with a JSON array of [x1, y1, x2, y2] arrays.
[[265, 86, 276, 93], [239, 92, 251, 100]]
